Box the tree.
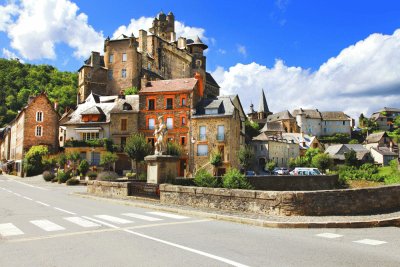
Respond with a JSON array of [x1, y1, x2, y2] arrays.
[[67, 151, 80, 175], [78, 159, 90, 176], [304, 148, 320, 164], [244, 120, 260, 139], [265, 161, 276, 172], [100, 152, 119, 171], [344, 149, 358, 167], [124, 133, 152, 177], [311, 153, 333, 173], [349, 139, 359, 144], [24, 145, 49, 176], [210, 151, 222, 176], [294, 156, 309, 167], [222, 168, 252, 189], [166, 142, 182, 156], [124, 87, 138, 95], [238, 145, 254, 171]]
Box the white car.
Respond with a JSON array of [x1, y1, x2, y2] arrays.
[[291, 168, 322, 176]]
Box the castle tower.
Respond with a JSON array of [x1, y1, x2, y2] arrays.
[[257, 89, 272, 119], [149, 11, 176, 41]]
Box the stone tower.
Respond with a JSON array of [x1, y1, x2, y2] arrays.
[[149, 11, 176, 42], [258, 89, 272, 119]]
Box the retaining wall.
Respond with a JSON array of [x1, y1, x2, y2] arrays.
[[247, 175, 338, 191], [87, 180, 129, 199], [159, 184, 400, 216]]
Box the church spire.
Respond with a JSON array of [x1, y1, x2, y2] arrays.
[[258, 89, 270, 114]]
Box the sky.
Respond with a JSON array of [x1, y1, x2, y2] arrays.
[[1, 0, 400, 122]]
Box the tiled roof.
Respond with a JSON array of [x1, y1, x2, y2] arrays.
[[206, 72, 220, 88], [325, 144, 370, 160], [372, 147, 397, 156], [292, 109, 322, 119], [365, 132, 386, 144], [320, 111, 350, 121], [193, 96, 236, 117], [110, 95, 139, 113], [267, 110, 293, 122], [260, 121, 285, 132], [140, 78, 198, 93], [81, 106, 104, 115]]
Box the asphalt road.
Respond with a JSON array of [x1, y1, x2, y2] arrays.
[[0, 174, 399, 267]]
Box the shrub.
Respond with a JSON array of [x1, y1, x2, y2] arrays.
[[100, 152, 118, 171], [87, 171, 98, 180], [194, 169, 219, 188], [126, 172, 136, 179], [222, 168, 253, 189], [78, 160, 89, 175], [24, 145, 49, 176], [124, 86, 138, 95], [57, 170, 70, 183], [311, 153, 333, 173], [66, 178, 80, 186], [42, 171, 55, 182], [167, 142, 182, 156], [138, 172, 147, 181], [265, 161, 276, 172], [97, 171, 119, 181]]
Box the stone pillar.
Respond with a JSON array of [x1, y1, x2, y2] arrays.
[[144, 155, 179, 184]]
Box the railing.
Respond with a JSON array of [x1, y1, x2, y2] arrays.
[[216, 134, 225, 141]]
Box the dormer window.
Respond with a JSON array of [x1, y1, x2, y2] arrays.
[[205, 108, 218, 115]]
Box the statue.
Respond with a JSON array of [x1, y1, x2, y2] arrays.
[[154, 116, 168, 155]]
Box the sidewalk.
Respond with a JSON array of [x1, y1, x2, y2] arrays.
[[74, 192, 400, 229]]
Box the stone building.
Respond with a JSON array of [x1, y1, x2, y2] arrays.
[[370, 107, 400, 131], [247, 89, 272, 127], [191, 95, 246, 176], [138, 76, 202, 176], [0, 93, 59, 176], [60, 93, 139, 174], [263, 110, 299, 134], [77, 11, 219, 103]]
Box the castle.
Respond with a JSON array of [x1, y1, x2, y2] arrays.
[[77, 11, 219, 103]]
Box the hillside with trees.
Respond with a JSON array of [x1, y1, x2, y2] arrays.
[[0, 58, 78, 127]]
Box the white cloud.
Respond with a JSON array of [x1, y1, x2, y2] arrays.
[[2, 48, 24, 62], [237, 44, 247, 57], [112, 16, 208, 41], [0, 2, 18, 31], [212, 29, 400, 121], [0, 0, 104, 60]]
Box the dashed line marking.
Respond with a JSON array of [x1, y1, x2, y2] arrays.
[[36, 201, 50, 207], [10, 180, 48, 191], [353, 239, 387, 246], [54, 207, 76, 215], [316, 233, 343, 239], [23, 196, 33, 201]]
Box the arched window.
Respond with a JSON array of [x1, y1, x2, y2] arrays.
[[35, 126, 42, 137], [36, 111, 43, 122]]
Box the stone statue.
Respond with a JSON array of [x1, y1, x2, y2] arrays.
[[154, 116, 168, 155]]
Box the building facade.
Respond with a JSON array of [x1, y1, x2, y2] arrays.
[[370, 107, 400, 131]]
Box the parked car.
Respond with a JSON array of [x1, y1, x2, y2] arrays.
[[290, 167, 322, 176], [245, 170, 256, 176], [273, 167, 289, 175]]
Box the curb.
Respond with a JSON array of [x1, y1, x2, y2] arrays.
[[73, 193, 400, 229]]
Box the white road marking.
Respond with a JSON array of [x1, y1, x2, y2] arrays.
[[93, 215, 133, 224], [30, 220, 65, 232], [353, 239, 387, 246], [82, 216, 120, 229], [53, 207, 76, 215], [10, 180, 47, 191], [147, 211, 189, 220], [0, 223, 24, 237], [64, 217, 101, 228], [23, 196, 33, 201], [316, 233, 343, 239], [36, 201, 50, 207], [13, 193, 22, 197], [122, 213, 163, 222]]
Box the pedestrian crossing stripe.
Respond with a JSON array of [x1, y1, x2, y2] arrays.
[[353, 239, 387, 246], [316, 233, 343, 239], [122, 213, 163, 222], [0, 223, 24, 236], [146, 211, 189, 219], [30, 220, 65, 232], [64, 217, 101, 228], [93, 215, 133, 224]]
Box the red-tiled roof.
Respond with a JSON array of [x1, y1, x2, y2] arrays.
[[140, 78, 198, 93]]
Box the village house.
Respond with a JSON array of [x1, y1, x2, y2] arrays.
[[0, 93, 59, 176], [60, 92, 139, 174], [325, 144, 372, 164], [364, 132, 398, 166], [370, 107, 400, 131], [281, 132, 323, 155], [191, 95, 246, 176]]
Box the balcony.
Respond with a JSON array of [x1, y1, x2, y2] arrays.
[[216, 134, 225, 141]]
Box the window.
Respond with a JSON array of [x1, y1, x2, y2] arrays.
[[122, 68, 127, 78], [181, 116, 186, 126], [80, 152, 87, 161], [148, 62, 151, 70], [109, 54, 114, 63], [197, 144, 208, 156], [205, 108, 218, 115], [59, 136, 63, 142], [122, 53, 127, 62], [148, 118, 155, 130], [166, 98, 173, 109], [217, 125, 224, 141], [343, 121, 346, 125], [148, 99, 155, 110], [121, 119, 127, 131], [91, 152, 100, 166], [35, 126, 42, 136], [199, 126, 206, 141], [166, 118, 173, 129], [108, 70, 113, 80], [36, 111, 43, 122], [82, 132, 100, 140], [181, 136, 186, 145], [181, 97, 186, 106]]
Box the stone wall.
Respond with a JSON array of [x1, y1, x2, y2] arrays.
[[160, 184, 400, 216], [87, 180, 129, 199], [247, 175, 339, 191]]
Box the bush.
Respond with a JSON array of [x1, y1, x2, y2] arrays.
[[167, 142, 182, 156], [78, 160, 89, 175], [126, 172, 136, 179], [57, 170, 70, 183], [194, 169, 219, 188], [24, 145, 49, 176], [97, 171, 119, 181], [265, 161, 276, 172], [87, 171, 97, 180], [42, 171, 55, 182], [222, 168, 253, 189], [138, 172, 147, 181], [66, 178, 80, 186]]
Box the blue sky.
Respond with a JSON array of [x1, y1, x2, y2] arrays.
[[1, 0, 400, 119]]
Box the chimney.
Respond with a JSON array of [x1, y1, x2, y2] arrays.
[[141, 74, 149, 88], [170, 32, 176, 42], [194, 72, 204, 97], [139, 30, 147, 53], [54, 101, 58, 110], [178, 37, 186, 49]]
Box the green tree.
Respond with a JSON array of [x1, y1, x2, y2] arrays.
[[304, 148, 320, 164], [194, 169, 219, 188], [349, 139, 359, 144], [244, 120, 260, 139], [100, 152, 119, 171], [124, 133, 152, 177], [344, 149, 358, 167], [24, 145, 49, 176], [265, 161, 276, 172], [124, 87, 138, 95], [311, 153, 333, 173], [294, 156, 309, 167], [238, 145, 254, 171], [222, 168, 253, 189], [78, 159, 90, 176], [67, 151, 80, 175], [167, 142, 182, 156]]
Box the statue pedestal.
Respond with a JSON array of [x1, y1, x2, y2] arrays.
[[144, 155, 179, 184]]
